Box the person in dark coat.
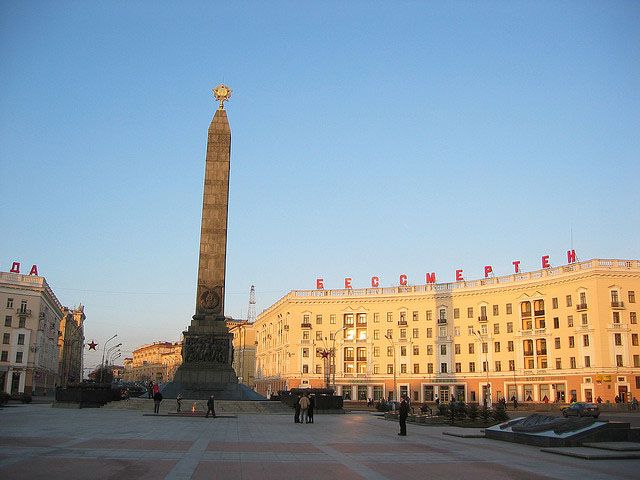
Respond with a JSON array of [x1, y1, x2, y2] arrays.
[[153, 391, 163, 414], [148, 381, 153, 399], [398, 395, 409, 436], [307, 395, 315, 423], [205, 394, 216, 418], [294, 394, 301, 423]]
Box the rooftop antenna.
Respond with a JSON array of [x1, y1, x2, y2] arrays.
[[247, 285, 257, 324]]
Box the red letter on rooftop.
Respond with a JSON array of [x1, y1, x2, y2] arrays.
[[567, 249, 576, 264], [316, 278, 324, 289], [456, 269, 464, 281], [371, 276, 379, 287], [10, 262, 20, 274], [425, 272, 436, 284], [542, 255, 550, 268], [345, 277, 352, 289], [512, 261, 520, 273]]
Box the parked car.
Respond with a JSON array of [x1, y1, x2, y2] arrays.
[[561, 402, 600, 418]]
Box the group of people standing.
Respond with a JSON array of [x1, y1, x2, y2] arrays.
[[293, 393, 315, 423]]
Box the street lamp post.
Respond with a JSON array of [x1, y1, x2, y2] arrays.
[[384, 334, 397, 401], [475, 330, 491, 407], [100, 334, 117, 383], [331, 325, 348, 393]]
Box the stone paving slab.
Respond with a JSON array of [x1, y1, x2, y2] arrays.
[[582, 442, 640, 451], [541, 447, 640, 460], [1, 405, 640, 479]]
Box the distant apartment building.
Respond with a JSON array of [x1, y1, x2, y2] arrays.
[[254, 259, 640, 404], [124, 341, 182, 383], [58, 305, 85, 386], [0, 271, 63, 394], [227, 319, 256, 388]]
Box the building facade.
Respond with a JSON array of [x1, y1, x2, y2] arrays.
[[227, 319, 257, 388], [254, 259, 640, 404], [0, 271, 63, 394], [123, 341, 182, 384], [58, 305, 85, 386]]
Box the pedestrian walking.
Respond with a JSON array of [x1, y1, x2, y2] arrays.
[[153, 390, 163, 414], [294, 394, 301, 423], [299, 393, 310, 424], [205, 394, 216, 418], [307, 395, 315, 423], [176, 393, 182, 413], [398, 395, 409, 436], [147, 381, 153, 399]]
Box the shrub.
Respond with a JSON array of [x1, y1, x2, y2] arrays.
[[456, 401, 467, 420], [0, 392, 9, 406], [437, 403, 449, 417], [480, 405, 491, 423], [493, 401, 509, 422], [468, 403, 479, 421]]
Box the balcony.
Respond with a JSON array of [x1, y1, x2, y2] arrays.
[[611, 301, 625, 309], [576, 303, 588, 311], [397, 320, 407, 326], [16, 309, 31, 317], [521, 311, 532, 318], [534, 310, 545, 316], [283, 325, 289, 330], [536, 350, 548, 356], [477, 315, 488, 323], [301, 323, 312, 329], [437, 318, 447, 324]]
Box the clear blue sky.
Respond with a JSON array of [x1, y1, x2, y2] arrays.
[[1, 1, 638, 371]]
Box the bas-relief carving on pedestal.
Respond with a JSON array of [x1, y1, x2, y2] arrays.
[[183, 335, 231, 364]]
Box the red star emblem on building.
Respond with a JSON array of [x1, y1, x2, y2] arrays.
[[87, 340, 98, 350]]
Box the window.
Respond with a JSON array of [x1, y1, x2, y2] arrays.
[[387, 312, 392, 322], [581, 314, 588, 325], [16, 351, 23, 363], [413, 311, 419, 321], [482, 342, 488, 354], [495, 361, 501, 372], [584, 356, 591, 367], [386, 329, 392, 338], [2, 333, 9, 344], [611, 290, 620, 304], [506, 303, 512, 314], [399, 329, 407, 339], [400, 346, 407, 356], [440, 345, 447, 355], [552, 297, 558, 309], [315, 365, 322, 374], [17, 334, 24, 345], [399, 312, 406, 323], [316, 315, 322, 325], [616, 355, 624, 367], [427, 328, 432, 338], [553, 317, 559, 329], [427, 363, 433, 373], [566, 295, 572, 307], [440, 363, 447, 373], [509, 360, 515, 371], [315, 331, 323, 340], [632, 334, 638, 346], [555, 338, 561, 349], [613, 312, 620, 324], [494, 341, 500, 353], [615, 333, 622, 346], [468, 343, 474, 354], [454, 326, 460, 336], [373, 330, 379, 340], [507, 322, 513, 333], [469, 362, 476, 372], [468, 326, 475, 335], [427, 345, 433, 355], [387, 346, 393, 357], [480, 324, 488, 335], [303, 331, 310, 340], [373, 347, 380, 357], [454, 344, 461, 354], [453, 308, 459, 319], [302, 365, 309, 373], [413, 345, 419, 355], [567, 315, 573, 327], [482, 361, 488, 372], [467, 307, 474, 318], [569, 336, 575, 348], [480, 305, 487, 319], [18, 318, 25, 328], [439, 326, 447, 337], [630, 291, 636, 303], [493, 305, 499, 316], [583, 335, 589, 347], [556, 358, 561, 369], [373, 364, 380, 374], [302, 348, 309, 358], [634, 356, 640, 368], [330, 314, 336, 324], [412, 328, 419, 338], [6, 298, 13, 308], [401, 363, 407, 374], [4, 316, 11, 327], [507, 340, 514, 352], [0, 351, 7, 362], [426, 310, 432, 321], [413, 363, 420, 374], [343, 314, 353, 326], [438, 309, 446, 322], [493, 324, 499, 334], [631, 312, 637, 324], [455, 362, 461, 373], [570, 357, 576, 369], [387, 364, 394, 374]]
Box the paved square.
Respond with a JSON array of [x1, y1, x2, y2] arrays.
[[0, 404, 638, 479]]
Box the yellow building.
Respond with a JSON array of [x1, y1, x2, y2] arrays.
[[254, 258, 640, 404], [124, 341, 182, 384], [58, 305, 85, 387], [227, 319, 257, 388]]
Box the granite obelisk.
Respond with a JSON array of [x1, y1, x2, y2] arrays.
[[168, 85, 256, 399]]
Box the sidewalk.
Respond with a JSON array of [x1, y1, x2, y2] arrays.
[[1, 403, 638, 479]]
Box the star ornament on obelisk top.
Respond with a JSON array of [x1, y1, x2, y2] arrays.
[[213, 84, 232, 110]]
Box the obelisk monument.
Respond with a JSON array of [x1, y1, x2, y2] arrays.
[[169, 85, 251, 399]]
